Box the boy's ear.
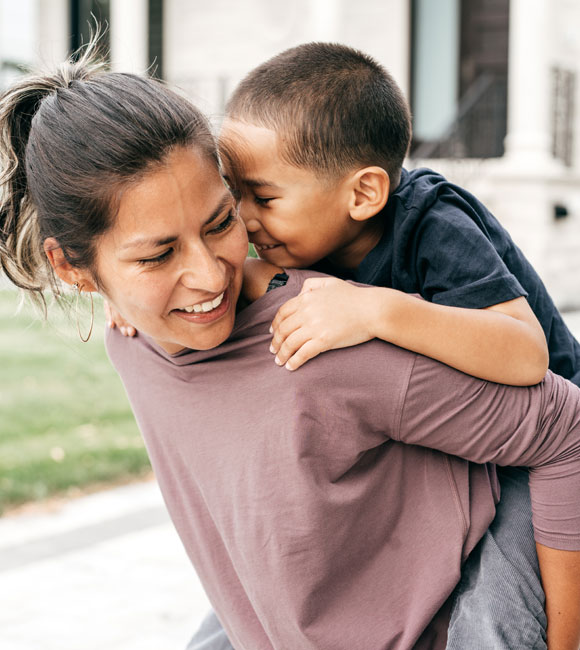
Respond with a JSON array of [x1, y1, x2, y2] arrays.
[[43, 237, 98, 292], [348, 167, 390, 222]]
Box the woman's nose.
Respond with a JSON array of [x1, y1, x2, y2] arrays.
[[180, 244, 225, 292]]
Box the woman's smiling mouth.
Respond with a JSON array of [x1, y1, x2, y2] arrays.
[[178, 292, 225, 313], [173, 290, 231, 323]]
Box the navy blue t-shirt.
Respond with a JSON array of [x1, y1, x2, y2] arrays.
[[316, 167, 580, 386]]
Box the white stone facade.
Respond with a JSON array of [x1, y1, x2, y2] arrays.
[[3, 0, 580, 307]]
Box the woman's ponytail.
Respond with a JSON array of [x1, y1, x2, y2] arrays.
[[0, 42, 106, 308], [1, 79, 55, 302]]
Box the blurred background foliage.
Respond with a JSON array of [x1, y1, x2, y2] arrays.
[[0, 291, 150, 514]]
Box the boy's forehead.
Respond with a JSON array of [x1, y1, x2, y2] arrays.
[[219, 119, 287, 182], [220, 120, 280, 159]]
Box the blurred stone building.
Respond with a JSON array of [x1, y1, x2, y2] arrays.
[[1, 0, 579, 307]]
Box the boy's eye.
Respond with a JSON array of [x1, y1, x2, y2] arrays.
[[255, 197, 273, 206], [209, 209, 238, 234], [137, 248, 174, 266]]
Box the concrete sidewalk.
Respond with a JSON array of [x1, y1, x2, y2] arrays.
[[0, 479, 211, 650]]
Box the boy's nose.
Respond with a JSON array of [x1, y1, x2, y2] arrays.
[[243, 216, 261, 233], [239, 200, 261, 233]]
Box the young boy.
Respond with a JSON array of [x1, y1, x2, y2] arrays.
[[216, 42, 580, 650], [110, 43, 580, 648]]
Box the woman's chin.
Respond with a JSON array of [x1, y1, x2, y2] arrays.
[[156, 306, 237, 354], [154, 326, 233, 354]]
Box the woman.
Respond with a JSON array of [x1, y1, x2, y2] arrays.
[[1, 48, 580, 649]]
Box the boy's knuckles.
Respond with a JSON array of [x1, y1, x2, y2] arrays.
[[301, 278, 321, 291], [276, 323, 293, 339]]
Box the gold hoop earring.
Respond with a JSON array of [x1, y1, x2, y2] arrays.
[[73, 282, 94, 343]]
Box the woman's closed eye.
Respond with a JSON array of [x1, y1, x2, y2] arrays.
[[135, 210, 237, 266], [137, 248, 174, 266], [209, 209, 238, 234]]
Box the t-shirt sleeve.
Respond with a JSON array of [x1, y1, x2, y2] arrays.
[[412, 194, 527, 308], [394, 354, 580, 550]]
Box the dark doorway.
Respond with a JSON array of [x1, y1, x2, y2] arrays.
[[69, 0, 163, 77], [411, 0, 509, 158], [148, 0, 164, 78]]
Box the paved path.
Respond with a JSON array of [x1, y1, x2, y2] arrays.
[[0, 480, 210, 650]]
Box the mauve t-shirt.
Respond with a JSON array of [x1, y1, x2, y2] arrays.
[[106, 269, 580, 650]]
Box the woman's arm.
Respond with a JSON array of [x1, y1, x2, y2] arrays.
[[397, 356, 580, 547], [396, 357, 580, 649], [537, 544, 580, 650], [536, 544, 580, 650]]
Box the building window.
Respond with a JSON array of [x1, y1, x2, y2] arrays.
[[70, 0, 110, 55], [411, 0, 509, 159], [552, 67, 575, 167], [411, 0, 460, 145], [148, 0, 163, 78]]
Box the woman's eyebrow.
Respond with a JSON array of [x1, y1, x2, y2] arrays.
[[205, 193, 235, 225], [121, 235, 177, 250], [120, 194, 234, 251]]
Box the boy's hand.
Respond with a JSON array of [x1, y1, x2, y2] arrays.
[[104, 301, 137, 337], [269, 277, 376, 370]]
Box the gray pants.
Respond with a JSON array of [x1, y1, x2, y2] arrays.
[[446, 466, 546, 649], [186, 609, 233, 650], [187, 467, 546, 650]]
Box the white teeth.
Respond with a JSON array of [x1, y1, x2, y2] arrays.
[[179, 292, 224, 314]]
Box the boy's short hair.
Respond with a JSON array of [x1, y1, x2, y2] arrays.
[[225, 42, 412, 187]]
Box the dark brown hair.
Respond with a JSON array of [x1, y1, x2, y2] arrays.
[[225, 42, 412, 187], [0, 41, 217, 310]]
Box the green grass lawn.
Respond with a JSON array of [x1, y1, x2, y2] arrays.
[[0, 290, 151, 514]]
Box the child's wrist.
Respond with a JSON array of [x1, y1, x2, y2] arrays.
[[362, 286, 395, 340], [367, 286, 412, 342]]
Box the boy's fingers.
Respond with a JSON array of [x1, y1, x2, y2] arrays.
[[273, 329, 312, 366], [298, 277, 328, 295], [285, 340, 324, 371], [270, 309, 304, 354], [107, 305, 138, 336], [270, 297, 300, 335], [103, 301, 113, 327]]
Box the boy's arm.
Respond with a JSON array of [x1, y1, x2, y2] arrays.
[[269, 276, 549, 385]]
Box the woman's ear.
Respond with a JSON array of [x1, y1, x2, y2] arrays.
[[348, 167, 390, 222], [43, 238, 98, 291]]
